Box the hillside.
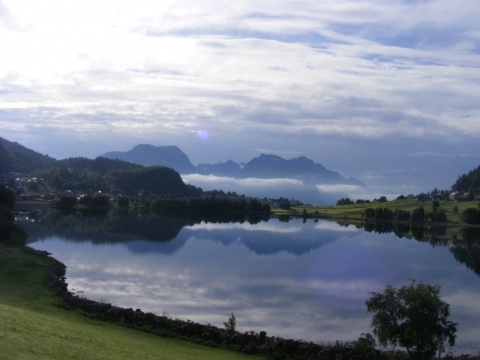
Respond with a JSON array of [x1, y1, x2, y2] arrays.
[[0, 137, 201, 198], [452, 166, 480, 195], [0, 137, 57, 174], [109, 167, 201, 197]]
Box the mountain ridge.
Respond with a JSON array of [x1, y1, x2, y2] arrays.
[[100, 144, 365, 186], [102, 144, 197, 174]]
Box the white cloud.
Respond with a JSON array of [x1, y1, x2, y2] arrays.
[[182, 174, 303, 187], [1, 0, 480, 194]]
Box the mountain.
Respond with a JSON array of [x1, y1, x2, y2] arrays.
[[0, 137, 57, 174], [100, 144, 364, 186], [199, 154, 364, 186], [242, 154, 362, 184], [101, 144, 197, 174], [197, 160, 243, 177]]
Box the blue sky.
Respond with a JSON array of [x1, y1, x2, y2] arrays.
[[1, 0, 480, 198]]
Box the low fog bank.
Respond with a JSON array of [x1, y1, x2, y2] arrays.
[[182, 174, 403, 205]]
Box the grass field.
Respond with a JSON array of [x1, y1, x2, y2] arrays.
[[275, 198, 478, 223], [0, 244, 260, 360], [273, 199, 480, 240]]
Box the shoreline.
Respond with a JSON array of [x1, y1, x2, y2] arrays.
[[38, 247, 360, 359], [31, 241, 480, 359], [6, 204, 479, 359]]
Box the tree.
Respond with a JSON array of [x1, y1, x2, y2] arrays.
[[223, 313, 236, 336], [0, 185, 15, 210], [461, 208, 480, 225], [366, 281, 457, 359], [336, 197, 354, 205]]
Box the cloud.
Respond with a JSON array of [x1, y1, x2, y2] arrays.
[[1, 0, 480, 194], [182, 174, 303, 187]]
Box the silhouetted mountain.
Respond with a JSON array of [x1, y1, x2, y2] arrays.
[[204, 154, 364, 185], [197, 160, 243, 177], [58, 157, 141, 174], [100, 144, 365, 186], [109, 167, 201, 197], [242, 154, 352, 183], [101, 144, 197, 174], [0, 137, 57, 174]]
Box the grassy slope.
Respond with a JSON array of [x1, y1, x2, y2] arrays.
[[0, 244, 259, 360], [276, 199, 479, 224], [273, 199, 479, 241]]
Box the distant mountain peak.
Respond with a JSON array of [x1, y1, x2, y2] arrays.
[[99, 144, 364, 186], [101, 145, 196, 174]]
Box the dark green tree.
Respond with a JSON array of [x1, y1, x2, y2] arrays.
[[462, 208, 480, 225], [0, 185, 15, 210], [336, 197, 354, 205], [223, 313, 236, 336], [366, 281, 457, 359], [411, 207, 426, 222]]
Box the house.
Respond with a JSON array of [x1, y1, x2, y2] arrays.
[[450, 191, 471, 201]]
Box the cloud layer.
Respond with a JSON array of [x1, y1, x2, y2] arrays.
[[1, 0, 480, 193]]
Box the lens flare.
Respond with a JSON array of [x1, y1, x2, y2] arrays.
[[197, 130, 210, 140]]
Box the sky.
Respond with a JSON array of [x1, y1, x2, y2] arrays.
[[1, 0, 480, 199]]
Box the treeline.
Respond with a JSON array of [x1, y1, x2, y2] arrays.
[[153, 196, 271, 223], [56, 192, 272, 223], [452, 165, 480, 195], [0, 185, 27, 245], [364, 206, 448, 223]]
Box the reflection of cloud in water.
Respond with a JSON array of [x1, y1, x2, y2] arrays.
[[184, 220, 360, 255], [314, 222, 359, 232], [27, 218, 480, 354], [303, 241, 393, 309]]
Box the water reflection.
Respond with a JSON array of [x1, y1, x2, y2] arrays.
[[21, 211, 480, 355]]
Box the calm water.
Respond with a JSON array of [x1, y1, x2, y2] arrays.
[[21, 211, 480, 354]]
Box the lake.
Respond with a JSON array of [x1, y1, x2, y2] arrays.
[[20, 210, 480, 355]]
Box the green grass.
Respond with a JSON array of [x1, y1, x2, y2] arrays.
[[273, 199, 480, 240], [276, 199, 479, 224], [0, 244, 260, 360]]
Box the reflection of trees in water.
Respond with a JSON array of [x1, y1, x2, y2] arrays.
[[450, 228, 480, 276], [357, 221, 480, 277], [21, 209, 271, 245], [21, 211, 480, 276], [21, 210, 194, 244]]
